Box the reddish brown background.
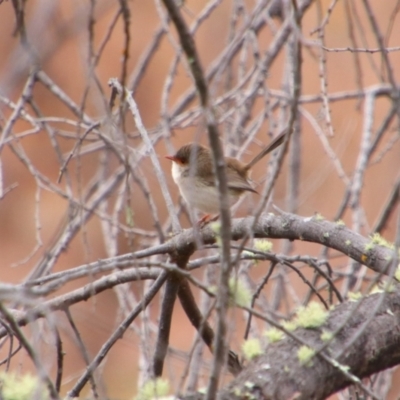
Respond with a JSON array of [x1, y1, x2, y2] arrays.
[[0, 1, 399, 398]]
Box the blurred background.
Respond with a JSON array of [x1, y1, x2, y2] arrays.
[[0, 0, 399, 398]]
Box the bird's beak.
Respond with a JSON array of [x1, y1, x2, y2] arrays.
[[165, 155, 178, 163]]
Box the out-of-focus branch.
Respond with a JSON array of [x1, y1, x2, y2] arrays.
[[159, 1, 233, 397], [109, 78, 181, 232], [177, 279, 242, 376], [373, 176, 400, 233], [67, 271, 168, 398], [152, 272, 181, 377]]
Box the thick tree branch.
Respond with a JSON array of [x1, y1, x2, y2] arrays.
[[166, 211, 394, 276], [181, 290, 400, 400], [1, 211, 394, 339]]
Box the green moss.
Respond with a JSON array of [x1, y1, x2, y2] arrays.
[[244, 381, 255, 389], [254, 239, 273, 252], [297, 346, 315, 366], [136, 378, 169, 400], [295, 301, 328, 329], [315, 213, 324, 221], [383, 281, 396, 293], [210, 221, 222, 247], [242, 338, 263, 360], [330, 359, 351, 374], [369, 285, 383, 294], [364, 242, 375, 252], [321, 330, 333, 341], [281, 320, 298, 332], [348, 291, 363, 301], [264, 327, 284, 343], [281, 320, 299, 332], [208, 285, 217, 295], [0, 373, 49, 400], [395, 265, 400, 282], [229, 278, 252, 307], [370, 233, 394, 249]]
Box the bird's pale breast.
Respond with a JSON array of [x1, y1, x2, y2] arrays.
[[171, 163, 241, 214]]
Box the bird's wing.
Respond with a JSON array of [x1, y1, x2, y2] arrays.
[[226, 167, 257, 193]]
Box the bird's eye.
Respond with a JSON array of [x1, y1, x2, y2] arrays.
[[177, 157, 187, 165]]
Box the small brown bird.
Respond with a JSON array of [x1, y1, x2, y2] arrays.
[[166, 130, 287, 215]]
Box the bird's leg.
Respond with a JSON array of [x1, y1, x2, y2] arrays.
[[197, 213, 219, 227], [198, 214, 211, 226]]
